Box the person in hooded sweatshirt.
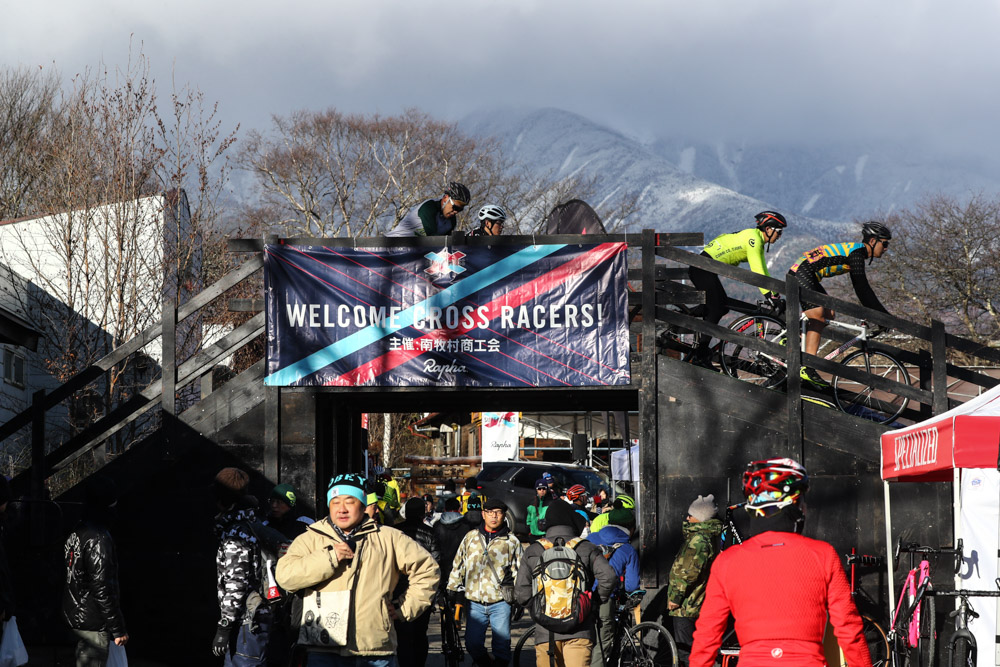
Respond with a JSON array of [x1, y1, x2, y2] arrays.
[[514, 500, 617, 667], [585, 507, 641, 667], [434, 497, 468, 587]]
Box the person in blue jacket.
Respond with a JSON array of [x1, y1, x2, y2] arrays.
[[586, 507, 640, 667]]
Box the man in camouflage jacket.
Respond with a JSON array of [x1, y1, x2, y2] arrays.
[[666, 495, 723, 664], [213, 468, 268, 666], [447, 499, 523, 667]]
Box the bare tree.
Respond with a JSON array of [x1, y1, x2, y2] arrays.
[[876, 193, 1000, 357], [240, 107, 641, 237], [0, 66, 61, 220]]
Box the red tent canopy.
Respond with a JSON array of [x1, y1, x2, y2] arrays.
[[881, 385, 1000, 482]]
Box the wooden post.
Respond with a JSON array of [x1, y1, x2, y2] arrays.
[[162, 298, 176, 458], [785, 275, 803, 461], [639, 230, 659, 587], [30, 389, 45, 546], [931, 319, 948, 415], [918, 349, 932, 420], [264, 387, 280, 483]]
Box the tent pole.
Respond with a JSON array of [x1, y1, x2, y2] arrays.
[[884, 480, 896, 621]]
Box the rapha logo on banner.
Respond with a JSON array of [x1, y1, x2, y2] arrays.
[[425, 249, 466, 285], [424, 358, 468, 380]]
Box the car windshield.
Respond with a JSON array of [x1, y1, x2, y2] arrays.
[[564, 468, 610, 495]]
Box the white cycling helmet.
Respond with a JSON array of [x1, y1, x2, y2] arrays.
[[477, 204, 507, 225]]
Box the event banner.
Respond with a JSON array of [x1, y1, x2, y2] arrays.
[[264, 242, 630, 387], [481, 412, 520, 463]]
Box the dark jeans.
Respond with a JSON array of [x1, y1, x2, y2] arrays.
[[394, 606, 433, 667], [70, 629, 110, 667], [670, 617, 696, 667], [307, 655, 398, 667], [225, 607, 272, 667]]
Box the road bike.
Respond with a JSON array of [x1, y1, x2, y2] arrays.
[[845, 548, 890, 667], [512, 590, 678, 667], [889, 540, 964, 667], [719, 311, 910, 424], [440, 593, 465, 667], [932, 583, 1000, 667]]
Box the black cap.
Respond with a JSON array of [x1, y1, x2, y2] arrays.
[[483, 498, 508, 512]]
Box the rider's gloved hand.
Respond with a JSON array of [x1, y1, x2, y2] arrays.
[[446, 588, 466, 604], [766, 293, 786, 317], [211, 622, 232, 657]]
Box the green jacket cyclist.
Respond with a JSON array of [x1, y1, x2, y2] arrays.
[[687, 211, 788, 369]]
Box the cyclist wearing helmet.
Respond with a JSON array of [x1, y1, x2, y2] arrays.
[[688, 458, 871, 667], [788, 221, 892, 389], [386, 181, 471, 237], [687, 211, 788, 370], [470, 203, 507, 236]]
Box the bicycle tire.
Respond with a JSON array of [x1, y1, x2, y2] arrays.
[[623, 621, 679, 667], [442, 608, 465, 667], [720, 314, 787, 388], [950, 636, 973, 667], [512, 625, 536, 667], [860, 616, 890, 667], [906, 595, 935, 667], [833, 350, 909, 424]]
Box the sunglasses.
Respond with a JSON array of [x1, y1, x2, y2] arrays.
[[448, 197, 466, 212], [880, 239, 889, 247]]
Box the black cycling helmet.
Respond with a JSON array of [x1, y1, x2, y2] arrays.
[[444, 181, 471, 205], [861, 221, 892, 241], [754, 211, 788, 230]]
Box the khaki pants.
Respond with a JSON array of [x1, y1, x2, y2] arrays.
[[534, 637, 593, 667]]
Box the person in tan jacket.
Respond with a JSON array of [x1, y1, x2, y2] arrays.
[[276, 473, 440, 667]]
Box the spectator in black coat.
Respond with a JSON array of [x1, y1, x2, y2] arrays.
[[0, 476, 14, 624], [394, 498, 442, 667], [61, 476, 127, 667], [434, 497, 470, 586]]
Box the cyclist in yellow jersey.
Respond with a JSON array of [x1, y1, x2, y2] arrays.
[[787, 221, 892, 389], [687, 211, 788, 369]]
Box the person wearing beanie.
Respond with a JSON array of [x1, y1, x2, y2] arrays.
[[585, 506, 639, 667], [210, 467, 269, 664], [689, 460, 871, 667], [264, 483, 314, 542], [514, 500, 617, 667], [460, 475, 484, 514], [665, 494, 722, 664], [276, 472, 439, 667], [447, 497, 522, 667], [526, 478, 553, 538], [393, 497, 441, 667], [62, 475, 128, 665]]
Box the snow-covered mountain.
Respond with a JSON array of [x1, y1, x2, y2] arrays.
[[460, 107, 849, 244], [647, 137, 1000, 222], [461, 107, 1000, 248]]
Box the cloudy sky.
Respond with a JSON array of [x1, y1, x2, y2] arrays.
[[4, 1, 1000, 157]]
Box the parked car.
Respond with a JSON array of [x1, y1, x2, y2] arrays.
[[475, 460, 618, 538]]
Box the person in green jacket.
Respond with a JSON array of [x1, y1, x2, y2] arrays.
[[589, 493, 635, 534], [666, 494, 723, 665], [524, 478, 552, 537], [687, 211, 788, 370]]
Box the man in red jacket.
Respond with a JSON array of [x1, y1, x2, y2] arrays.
[[689, 458, 871, 667]]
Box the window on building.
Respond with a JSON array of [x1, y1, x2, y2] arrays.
[[2, 347, 25, 387]]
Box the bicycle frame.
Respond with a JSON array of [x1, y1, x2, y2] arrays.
[[741, 314, 871, 370], [890, 559, 931, 649]]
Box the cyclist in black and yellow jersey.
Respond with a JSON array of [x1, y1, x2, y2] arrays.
[[788, 221, 892, 389], [687, 211, 788, 369]]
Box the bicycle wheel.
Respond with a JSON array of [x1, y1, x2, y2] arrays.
[[720, 314, 787, 388], [622, 621, 679, 667], [442, 610, 464, 667], [513, 625, 535, 667], [905, 596, 935, 667], [833, 350, 909, 424], [861, 616, 889, 667], [950, 637, 973, 667]]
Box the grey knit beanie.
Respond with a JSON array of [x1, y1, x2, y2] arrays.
[[688, 494, 717, 521]]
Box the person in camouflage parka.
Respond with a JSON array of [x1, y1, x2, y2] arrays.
[[666, 495, 723, 664], [212, 468, 267, 666]]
